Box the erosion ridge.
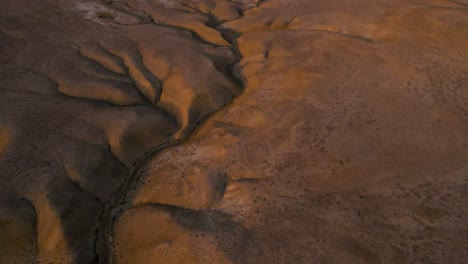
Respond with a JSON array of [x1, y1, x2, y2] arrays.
[[1, 0, 467, 263], [108, 0, 468, 263], [1, 0, 250, 262], [95, 2, 254, 263]]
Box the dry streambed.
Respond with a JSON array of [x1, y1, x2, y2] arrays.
[[0, 0, 467, 263]]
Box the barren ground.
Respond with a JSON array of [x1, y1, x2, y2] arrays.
[[0, 0, 467, 263]]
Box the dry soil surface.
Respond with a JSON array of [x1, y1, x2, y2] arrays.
[[0, 0, 467, 263]]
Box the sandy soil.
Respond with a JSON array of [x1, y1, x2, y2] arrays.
[[0, 0, 467, 263]]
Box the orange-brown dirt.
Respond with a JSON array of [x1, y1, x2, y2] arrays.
[[0, 0, 467, 263]]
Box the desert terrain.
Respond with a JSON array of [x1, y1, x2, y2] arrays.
[[0, 0, 467, 263]]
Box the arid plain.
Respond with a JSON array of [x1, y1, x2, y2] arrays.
[[1, 0, 467, 263]]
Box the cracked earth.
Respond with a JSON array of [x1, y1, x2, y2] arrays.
[[1, 0, 467, 263]]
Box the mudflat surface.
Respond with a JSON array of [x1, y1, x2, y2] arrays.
[[0, 0, 467, 263]]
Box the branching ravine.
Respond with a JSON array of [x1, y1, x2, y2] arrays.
[[93, 3, 251, 263]]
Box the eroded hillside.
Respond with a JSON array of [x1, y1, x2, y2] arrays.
[[0, 0, 467, 263]]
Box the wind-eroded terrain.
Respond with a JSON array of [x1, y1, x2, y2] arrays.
[[0, 0, 467, 263]]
